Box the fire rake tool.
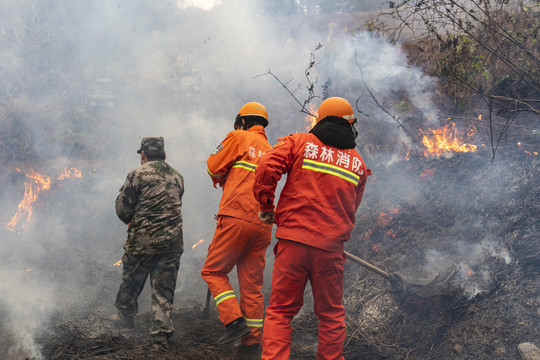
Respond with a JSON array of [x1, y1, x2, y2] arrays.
[[344, 250, 456, 304]]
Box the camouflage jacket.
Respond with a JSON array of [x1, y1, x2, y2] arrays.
[[116, 160, 184, 255]]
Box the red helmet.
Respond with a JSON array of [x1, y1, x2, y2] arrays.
[[316, 97, 356, 124]]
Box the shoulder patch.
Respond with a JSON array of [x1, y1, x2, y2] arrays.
[[211, 143, 223, 155]]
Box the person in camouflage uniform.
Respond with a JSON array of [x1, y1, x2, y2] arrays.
[[114, 136, 184, 350]]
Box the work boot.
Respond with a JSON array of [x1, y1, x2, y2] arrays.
[[217, 317, 251, 345], [236, 343, 262, 359], [112, 313, 135, 329]]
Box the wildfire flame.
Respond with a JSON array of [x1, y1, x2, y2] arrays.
[[304, 104, 318, 131], [57, 167, 82, 180], [420, 168, 436, 178], [361, 229, 373, 241], [376, 208, 400, 228], [7, 167, 82, 232], [7, 168, 51, 232], [113, 260, 122, 266], [420, 122, 477, 156], [403, 150, 410, 161], [192, 238, 204, 250]]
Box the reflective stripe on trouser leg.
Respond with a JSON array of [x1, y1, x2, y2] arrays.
[[215, 290, 236, 305]]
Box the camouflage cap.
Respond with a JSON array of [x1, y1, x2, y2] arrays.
[[137, 137, 165, 154]]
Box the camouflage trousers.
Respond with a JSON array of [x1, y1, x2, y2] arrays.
[[115, 251, 182, 337]]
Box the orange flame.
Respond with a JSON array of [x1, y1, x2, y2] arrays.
[[420, 168, 436, 178], [113, 260, 122, 266], [192, 238, 204, 250], [7, 168, 51, 232], [467, 268, 473, 277], [420, 122, 477, 156], [403, 150, 410, 161], [7, 167, 82, 232], [371, 244, 382, 253], [304, 104, 318, 131], [361, 229, 373, 241], [57, 167, 82, 180], [376, 208, 400, 227]]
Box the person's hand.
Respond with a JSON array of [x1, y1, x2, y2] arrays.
[[214, 214, 219, 221], [258, 211, 275, 224]]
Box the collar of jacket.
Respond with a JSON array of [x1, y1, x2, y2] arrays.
[[245, 124, 268, 139], [309, 116, 356, 149]]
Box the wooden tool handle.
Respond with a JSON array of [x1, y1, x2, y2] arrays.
[[344, 250, 390, 279]]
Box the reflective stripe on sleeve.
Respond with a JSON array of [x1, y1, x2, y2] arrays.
[[207, 168, 226, 178], [245, 318, 264, 328], [302, 159, 360, 185], [232, 161, 256, 172], [214, 290, 236, 305]]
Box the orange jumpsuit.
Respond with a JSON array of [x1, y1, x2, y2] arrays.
[[254, 131, 369, 359], [201, 125, 272, 346]]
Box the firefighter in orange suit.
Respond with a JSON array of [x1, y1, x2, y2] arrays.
[[201, 102, 273, 355], [254, 97, 370, 360]]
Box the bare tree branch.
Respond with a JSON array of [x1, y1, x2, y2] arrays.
[[253, 44, 324, 117]]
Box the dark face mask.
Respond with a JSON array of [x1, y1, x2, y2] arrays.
[[351, 121, 359, 139]]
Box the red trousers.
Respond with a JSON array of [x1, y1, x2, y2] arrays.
[[262, 239, 346, 360], [201, 215, 271, 345]]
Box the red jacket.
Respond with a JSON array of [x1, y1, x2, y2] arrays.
[[254, 132, 369, 252], [207, 125, 272, 225]]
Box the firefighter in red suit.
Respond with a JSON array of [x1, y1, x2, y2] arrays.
[[201, 102, 272, 356], [253, 97, 370, 360]]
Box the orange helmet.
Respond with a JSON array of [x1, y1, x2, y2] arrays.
[[235, 102, 268, 129], [316, 97, 356, 124]]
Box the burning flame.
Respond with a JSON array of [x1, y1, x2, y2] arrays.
[[420, 168, 436, 178], [6, 168, 52, 232], [376, 208, 400, 228], [113, 260, 122, 266], [420, 122, 477, 156], [371, 244, 382, 253], [192, 238, 204, 250], [304, 104, 318, 131], [361, 229, 373, 241], [7, 167, 82, 232], [57, 167, 82, 180], [403, 150, 410, 161]]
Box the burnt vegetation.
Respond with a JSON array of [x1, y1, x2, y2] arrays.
[[0, 0, 539, 359]]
